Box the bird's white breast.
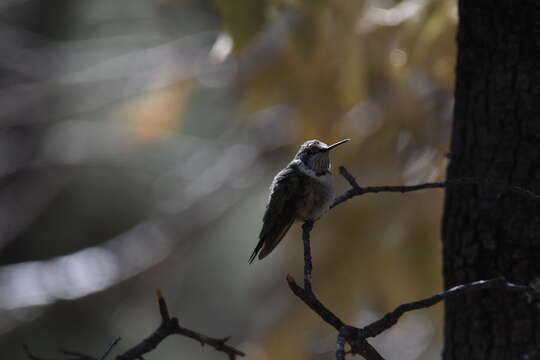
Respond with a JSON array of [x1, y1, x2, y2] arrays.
[[295, 160, 336, 220]]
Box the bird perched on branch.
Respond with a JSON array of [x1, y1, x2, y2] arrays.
[[249, 139, 349, 263]]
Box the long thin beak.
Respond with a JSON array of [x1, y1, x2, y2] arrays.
[[327, 138, 350, 151]]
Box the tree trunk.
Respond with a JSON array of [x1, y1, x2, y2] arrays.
[[442, 1, 540, 359]]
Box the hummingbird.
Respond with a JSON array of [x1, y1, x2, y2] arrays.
[[249, 139, 350, 263]]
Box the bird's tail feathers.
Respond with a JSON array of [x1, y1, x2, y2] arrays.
[[248, 239, 264, 264]]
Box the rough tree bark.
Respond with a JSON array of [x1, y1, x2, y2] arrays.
[[442, 1, 540, 359]]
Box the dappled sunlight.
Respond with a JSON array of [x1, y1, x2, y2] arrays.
[[0, 222, 170, 312], [336, 101, 384, 142], [402, 147, 440, 184], [357, 0, 430, 33]]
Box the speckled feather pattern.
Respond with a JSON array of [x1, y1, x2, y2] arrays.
[[249, 160, 334, 262], [249, 139, 347, 263], [296, 163, 335, 221]]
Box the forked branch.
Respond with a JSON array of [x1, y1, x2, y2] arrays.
[[288, 219, 538, 360], [332, 166, 540, 208], [288, 166, 540, 360], [117, 290, 244, 360], [24, 291, 244, 360]]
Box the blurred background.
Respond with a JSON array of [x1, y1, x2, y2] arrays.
[[0, 0, 456, 359]]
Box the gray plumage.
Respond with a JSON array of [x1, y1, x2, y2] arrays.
[[249, 139, 349, 263]]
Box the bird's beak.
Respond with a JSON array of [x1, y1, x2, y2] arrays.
[[327, 139, 350, 151]]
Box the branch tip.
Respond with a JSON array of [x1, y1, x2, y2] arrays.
[[156, 289, 170, 321], [221, 336, 231, 343]]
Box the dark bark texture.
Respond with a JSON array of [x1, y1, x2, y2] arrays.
[[442, 1, 540, 359]]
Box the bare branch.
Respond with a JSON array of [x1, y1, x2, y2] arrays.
[[24, 292, 244, 360], [331, 166, 474, 208], [302, 221, 314, 292], [155, 289, 170, 321], [98, 338, 121, 360], [287, 219, 538, 360], [336, 334, 346, 360], [24, 344, 98, 360], [59, 349, 97, 360], [287, 223, 385, 360], [331, 166, 540, 208], [362, 277, 537, 338], [510, 184, 540, 201], [287, 275, 345, 331], [116, 291, 245, 360], [286, 221, 345, 331]]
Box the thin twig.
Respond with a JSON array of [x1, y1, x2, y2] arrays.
[[336, 334, 346, 360], [287, 218, 538, 360], [156, 289, 169, 321], [287, 222, 385, 360], [332, 166, 540, 208], [510, 185, 540, 201], [293, 166, 540, 359], [362, 277, 537, 338], [24, 293, 244, 360], [287, 275, 345, 331], [116, 290, 245, 360], [331, 167, 475, 208], [24, 344, 98, 360], [302, 221, 314, 292], [99, 338, 121, 360], [59, 349, 97, 360]]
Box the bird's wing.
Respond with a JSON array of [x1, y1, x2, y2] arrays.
[[249, 165, 306, 263]]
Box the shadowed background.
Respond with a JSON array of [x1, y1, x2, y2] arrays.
[[0, 1, 455, 359]]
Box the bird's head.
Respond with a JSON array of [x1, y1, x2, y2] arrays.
[[295, 139, 349, 173]]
